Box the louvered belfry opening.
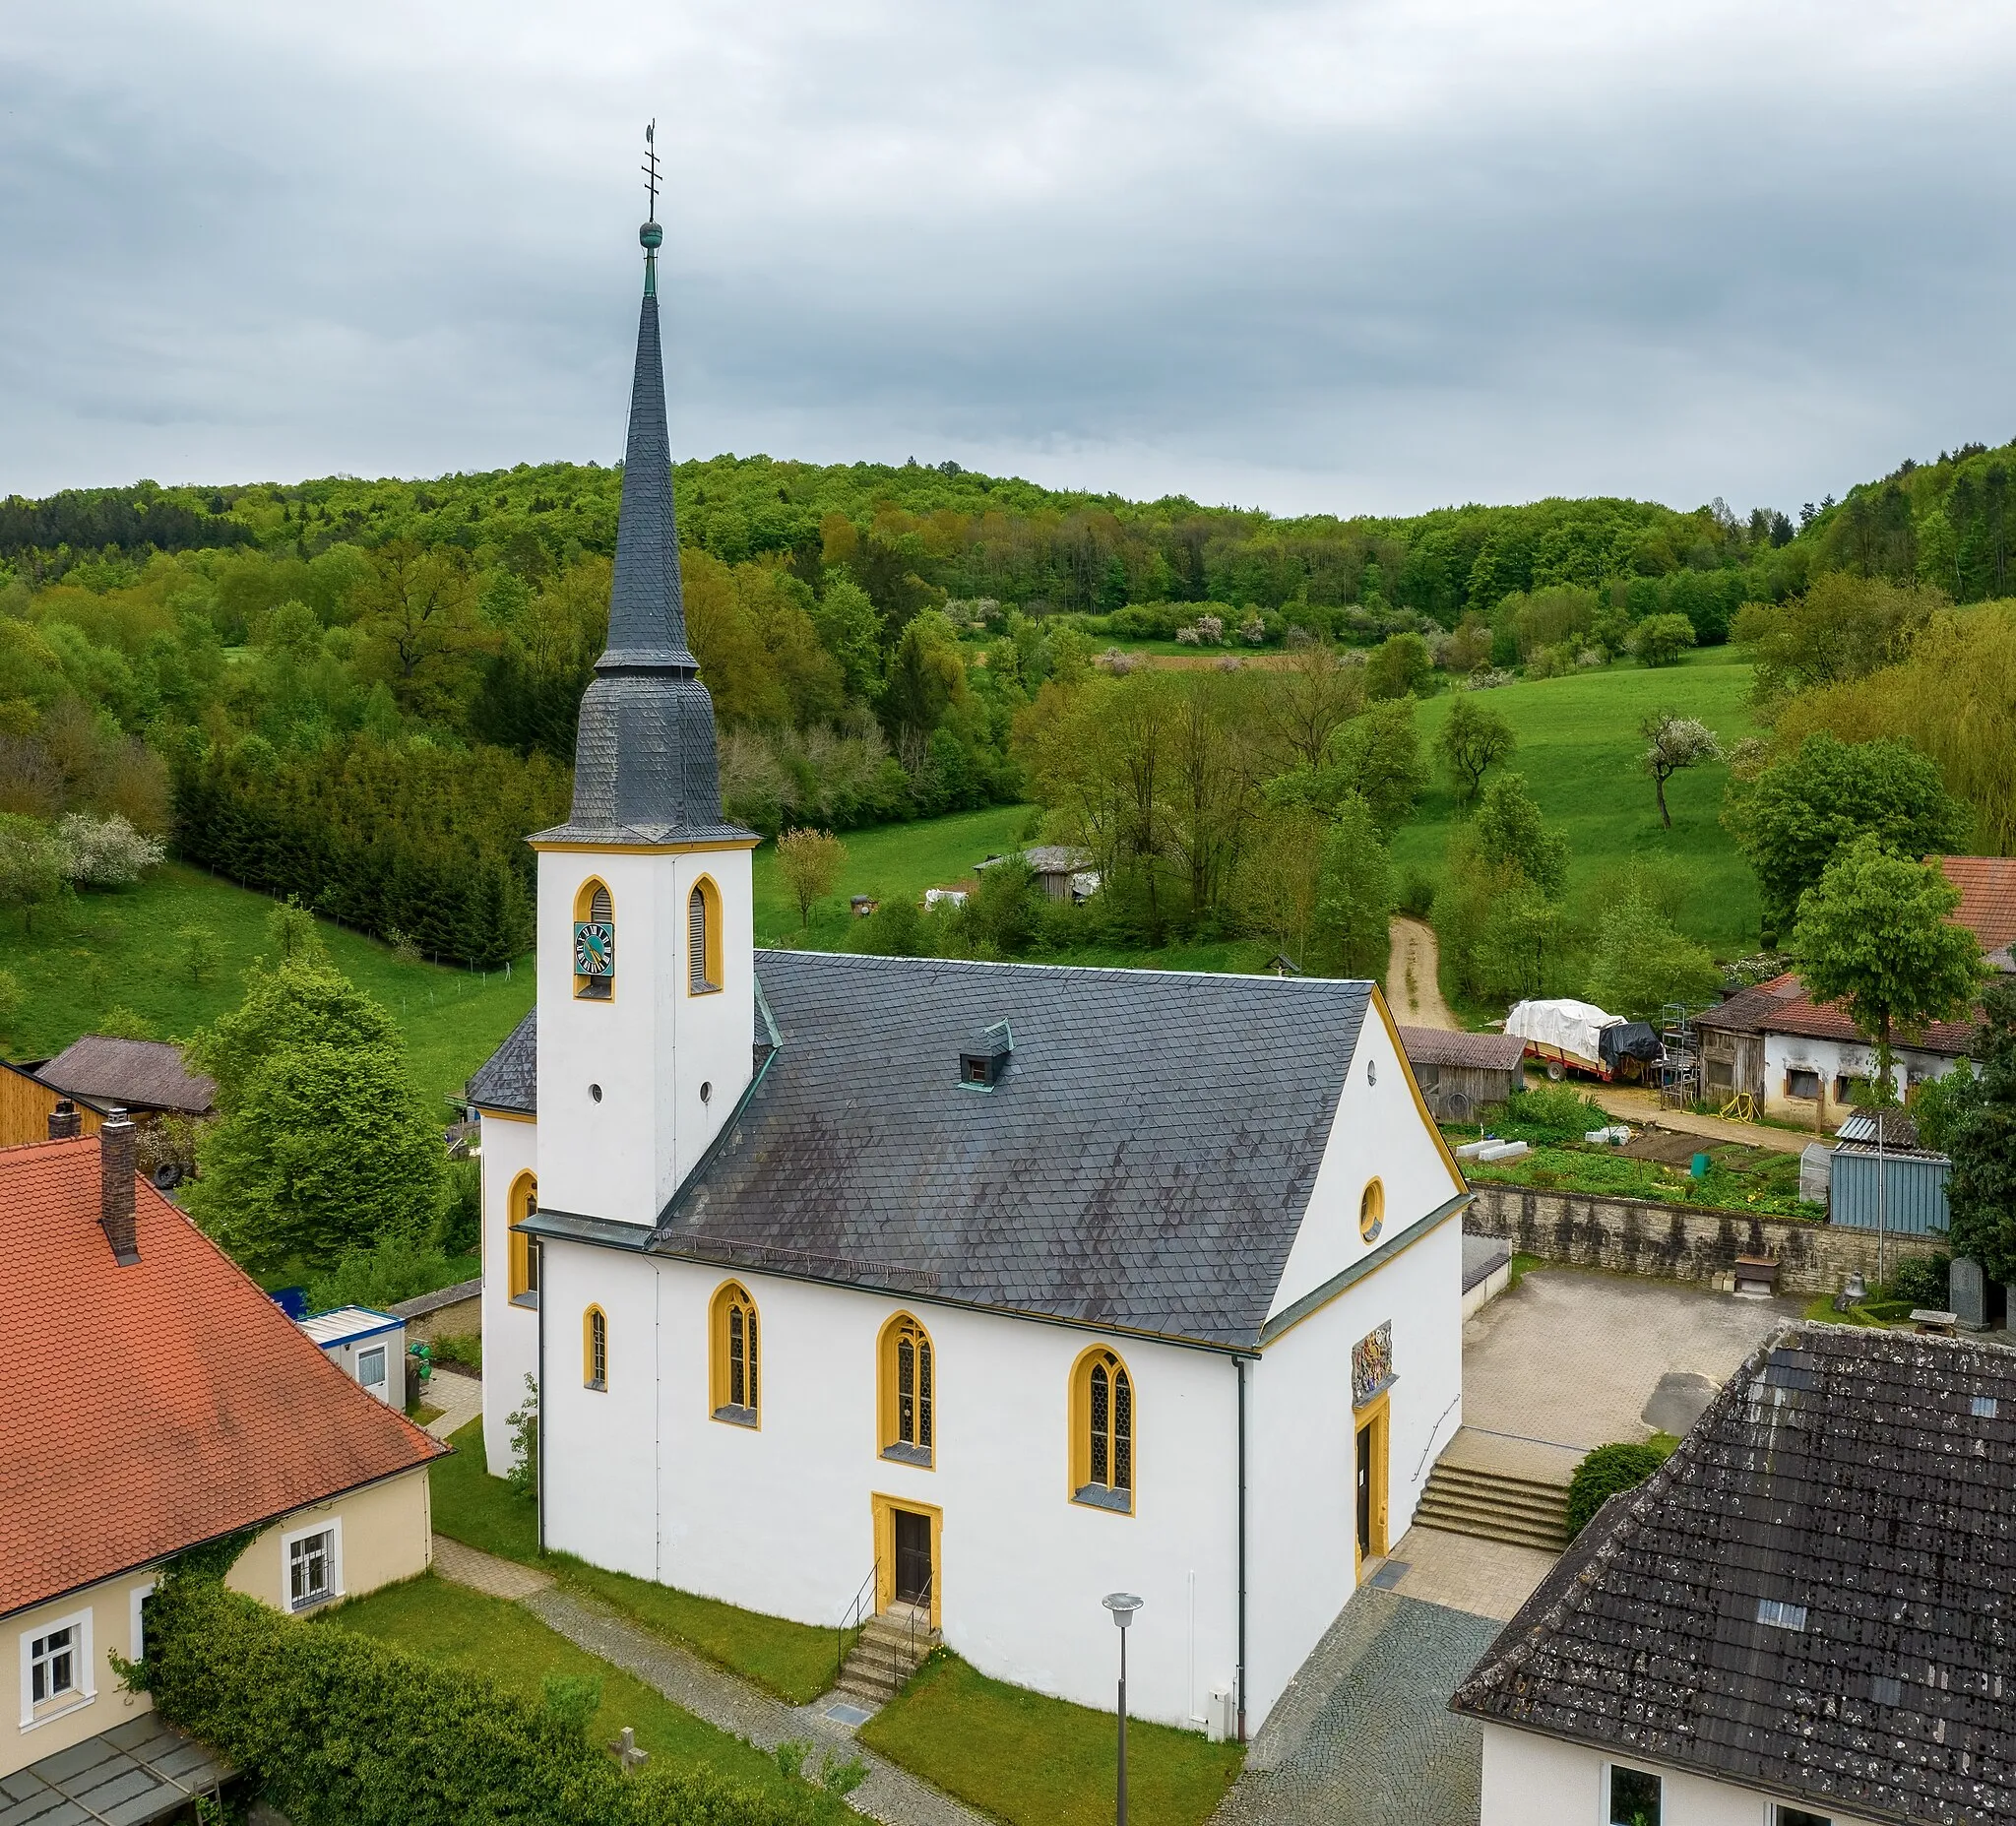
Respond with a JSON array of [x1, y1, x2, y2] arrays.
[[689, 885, 717, 992]]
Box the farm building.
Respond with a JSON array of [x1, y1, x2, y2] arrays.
[[0, 1063, 107, 1150], [1396, 1027, 1527, 1120], [976, 845, 1100, 904], [1828, 1107, 1952, 1238], [29, 1038, 215, 1130]]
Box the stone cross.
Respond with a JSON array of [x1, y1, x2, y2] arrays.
[[608, 1727, 651, 1775], [1950, 1257, 1986, 1332]]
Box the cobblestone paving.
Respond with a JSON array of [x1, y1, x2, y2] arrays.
[[1212, 1590, 1503, 1826], [523, 1586, 991, 1826], [420, 1364, 481, 1441], [431, 1534, 553, 1600]]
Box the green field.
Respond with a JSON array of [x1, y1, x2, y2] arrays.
[[1390, 649, 1762, 956], [0, 861, 532, 1106]]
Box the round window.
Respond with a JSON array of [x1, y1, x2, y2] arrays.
[[1359, 1178, 1384, 1244]]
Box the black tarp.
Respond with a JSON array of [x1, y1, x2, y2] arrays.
[[1600, 1022, 1663, 1067]]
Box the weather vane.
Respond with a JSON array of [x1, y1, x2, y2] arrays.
[[642, 120, 660, 224]]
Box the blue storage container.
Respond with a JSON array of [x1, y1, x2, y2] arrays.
[[1829, 1145, 1951, 1235]]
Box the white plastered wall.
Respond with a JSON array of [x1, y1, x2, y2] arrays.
[[537, 1242, 1242, 1729], [1244, 1214, 1463, 1724], [535, 844, 755, 1227], [1480, 1724, 1885, 1826], [478, 1109, 540, 1475], [1268, 988, 1469, 1320], [1762, 1032, 1961, 1125]]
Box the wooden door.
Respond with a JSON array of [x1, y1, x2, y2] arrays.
[[893, 1509, 932, 1606]]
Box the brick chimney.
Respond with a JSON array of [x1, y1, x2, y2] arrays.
[[99, 1109, 139, 1266], [47, 1099, 82, 1141]]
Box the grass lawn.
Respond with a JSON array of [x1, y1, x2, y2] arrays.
[[431, 1420, 849, 1704], [859, 1651, 1242, 1826], [0, 860, 533, 1106], [1390, 649, 1763, 960], [319, 1575, 847, 1817]]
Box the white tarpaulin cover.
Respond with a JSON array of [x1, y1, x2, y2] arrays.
[[1505, 998, 1623, 1064]]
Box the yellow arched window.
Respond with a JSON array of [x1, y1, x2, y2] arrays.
[[574, 878, 614, 1001], [1070, 1347, 1135, 1514], [878, 1313, 936, 1467], [688, 877, 723, 994], [584, 1306, 607, 1391], [709, 1281, 760, 1426], [508, 1171, 539, 1303], [1359, 1178, 1385, 1245]]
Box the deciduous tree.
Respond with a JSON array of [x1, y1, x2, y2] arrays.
[[1309, 794, 1392, 978], [1435, 695, 1516, 803], [1947, 980, 2016, 1283], [775, 827, 848, 928], [1639, 711, 1720, 829]]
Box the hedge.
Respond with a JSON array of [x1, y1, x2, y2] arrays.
[[171, 734, 569, 967], [129, 1572, 823, 1826], [1565, 1441, 1673, 1538]]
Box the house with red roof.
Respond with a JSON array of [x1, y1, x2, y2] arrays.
[[1695, 854, 2013, 1126], [0, 1111, 443, 1790]]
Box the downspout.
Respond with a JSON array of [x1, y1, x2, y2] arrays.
[[536, 1267, 547, 1553], [1235, 1353, 1248, 1745]]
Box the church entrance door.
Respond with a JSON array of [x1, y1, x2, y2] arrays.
[[1353, 1392, 1389, 1577], [893, 1508, 932, 1606]]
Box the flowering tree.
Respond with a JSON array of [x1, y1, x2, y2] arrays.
[[1640, 711, 1721, 828]]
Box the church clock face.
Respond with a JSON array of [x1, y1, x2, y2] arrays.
[[573, 920, 614, 976]]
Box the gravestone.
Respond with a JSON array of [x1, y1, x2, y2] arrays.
[[1950, 1256, 1986, 1332]]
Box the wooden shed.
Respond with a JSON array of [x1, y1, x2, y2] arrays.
[[0, 1060, 106, 1149], [1396, 1027, 1529, 1121]]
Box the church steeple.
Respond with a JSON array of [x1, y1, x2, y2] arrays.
[[542, 131, 747, 845]]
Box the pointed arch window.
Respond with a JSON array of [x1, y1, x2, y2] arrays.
[[508, 1171, 539, 1305], [879, 1314, 935, 1467], [584, 1306, 607, 1390], [688, 878, 723, 994], [709, 1281, 760, 1426], [1070, 1347, 1135, 1514], [574, 880, 614, 1001]]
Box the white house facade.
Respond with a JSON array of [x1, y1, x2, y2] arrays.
[[470, 210, 1470, 1738]]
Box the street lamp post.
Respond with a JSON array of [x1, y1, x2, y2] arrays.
[[1102, 1593, 1143, 1826]]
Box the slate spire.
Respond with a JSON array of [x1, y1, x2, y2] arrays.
[[553, 174, 746, 844]]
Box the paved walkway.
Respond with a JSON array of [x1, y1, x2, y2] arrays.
[[432, 1537, 987, 1826], [1211, 1589, 1501, 1826], [419, 1363, 482, 1441], [1374, 1527, 1557, 1624]]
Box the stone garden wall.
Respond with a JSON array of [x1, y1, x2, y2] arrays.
[[1464, 1182, 1942, 1295]]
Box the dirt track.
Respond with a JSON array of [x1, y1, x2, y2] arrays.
[[1386, 915, 1457, 1029]]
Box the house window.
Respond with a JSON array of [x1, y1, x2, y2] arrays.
[[284, 1522, 342, 1612], [710, 1281, 760, 1425], [1777, 1809, 1833, 1826], [574, 880, 614, 1000], [29, 1625, 76, 1707], [1606, 1764, 1661, 1826], [509, 1171, 539, 1305], [689, 878, 723, 994], [585, 1306, 608, 1391], [357, 1344, 387, 1394], [880, 1314, 935, 1466], [1071, 1347, 1135, 1514], [1787, 1068, 1821, 1102]]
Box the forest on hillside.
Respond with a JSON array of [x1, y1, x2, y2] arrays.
[[0, 439, 2009, 973]]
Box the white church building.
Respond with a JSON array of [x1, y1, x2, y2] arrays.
[[470, 207, 1471, 1738]]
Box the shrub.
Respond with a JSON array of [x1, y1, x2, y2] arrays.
[[306, 1234, 461, 1315], [432, 1332, 481, 1372], [125, 1571, 822, 1826], [1500, 1085, 1609, 1143], [1396, 869, 1436, 919], [1884, 1253, 1950, 1310], [506, 1372, 539, 1501], [59, 810, 165, 885], [1567, 1441, 1672, 1537]]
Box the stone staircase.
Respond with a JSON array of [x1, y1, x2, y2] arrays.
[[1414, 1459, 1572, 1552], [835, 1603, 939, 1706]]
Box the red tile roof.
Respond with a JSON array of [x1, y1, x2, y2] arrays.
[[1691, 973, 1808, 1036], [1940, 855, 2016, 952], [0, 1137, 443, 1618], [1757, 981, 1977, 1054]]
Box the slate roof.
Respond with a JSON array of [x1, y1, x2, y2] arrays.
[[1452, 1325, 2016, 1826], [467, 1010, 536, 1113], [35, 1035, 216, 1115], [638, 952, 1381, 1349], [1397, 1026, 1528, 1071], [535, 239, 750, 848], [0, 1136, 442, 1618]]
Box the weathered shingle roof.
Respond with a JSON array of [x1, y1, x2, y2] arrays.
[[628, 951, 1375, 1349], [1452, 1325, 2016, 1826], [1397, 1026, 1528, 1071], [467, 1011, 536, 1113], [1695, 972, 1978, 1055], [35, 1036, 216, 1115], [1691, 973, 1807, 1036]]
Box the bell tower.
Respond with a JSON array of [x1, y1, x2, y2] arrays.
[[532, 131, 758, 1226]]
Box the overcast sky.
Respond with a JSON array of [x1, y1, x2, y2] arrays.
[[4, 1, 2014, 518]]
